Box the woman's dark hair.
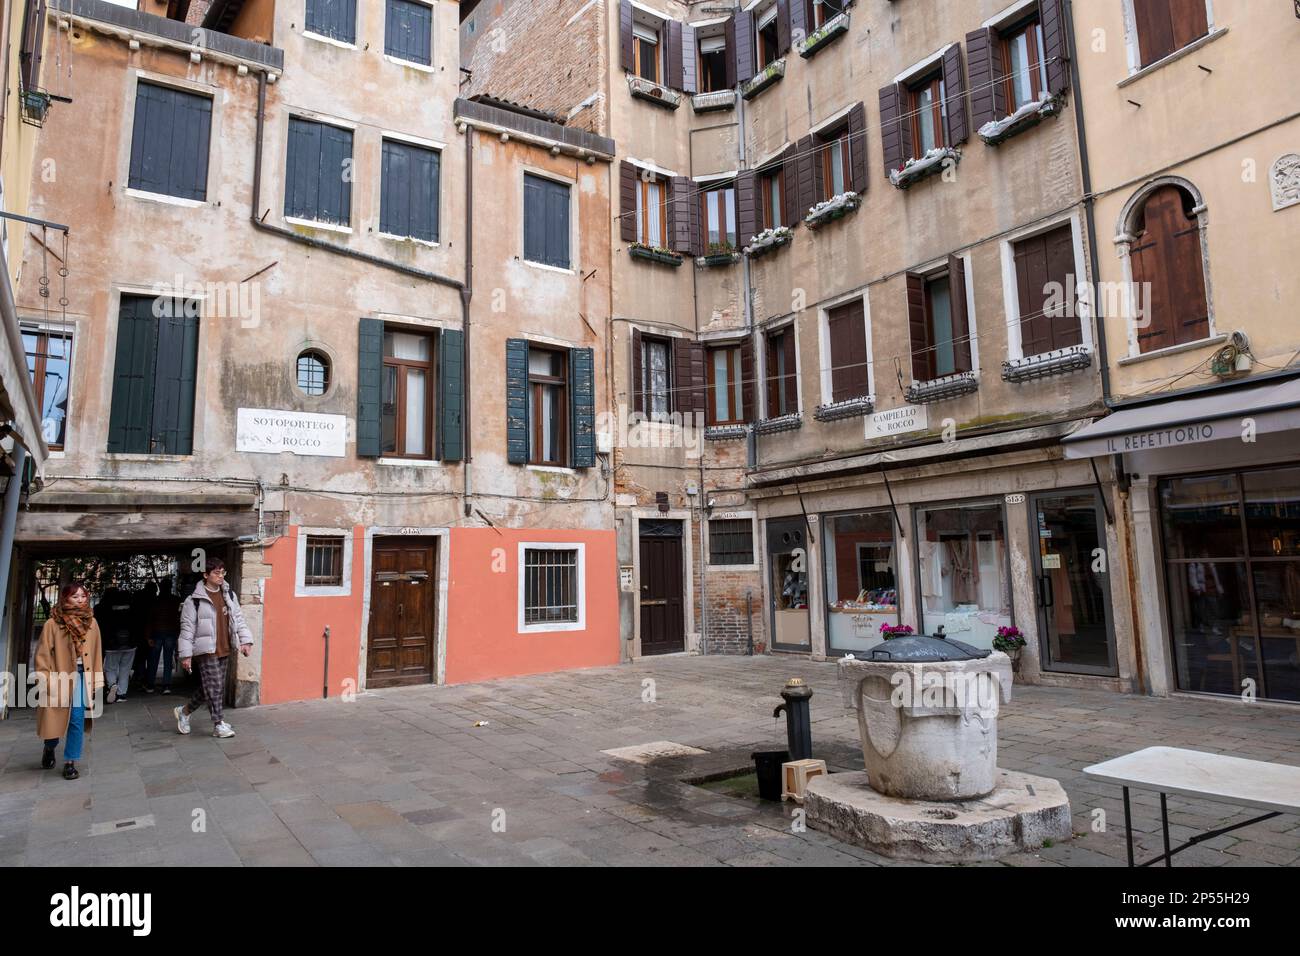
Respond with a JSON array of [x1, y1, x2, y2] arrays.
[[205, 556, 226, 574], [59, 582, 89, 605]]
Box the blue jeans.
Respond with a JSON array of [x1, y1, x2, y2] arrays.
[[146, 633, 178, 689], [44, 667, 85, 761]]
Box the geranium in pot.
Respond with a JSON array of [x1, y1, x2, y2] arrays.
[[992, 625, 1028, 671], [879, 623, 914, 640]]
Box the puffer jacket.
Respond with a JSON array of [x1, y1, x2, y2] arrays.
[[178, 581, 253, 659]]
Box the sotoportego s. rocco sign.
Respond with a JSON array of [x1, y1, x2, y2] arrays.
[[236, 408, 347, 457]]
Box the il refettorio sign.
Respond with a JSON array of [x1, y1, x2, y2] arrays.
[[1104, 422, 1216, 453], [236, 408, 347, 457]]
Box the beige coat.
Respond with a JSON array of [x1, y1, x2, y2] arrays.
[[33, 617, 105, 741]]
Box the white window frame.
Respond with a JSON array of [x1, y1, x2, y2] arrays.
[[1120, 0, 1217, 77], [518, 542, 586, 633], [706, 511, 759, 572], [1000, 211, 1093, 361], [295, 529, 354, 597], [817, 290, 874, 407], [125, 71, 218, 208]]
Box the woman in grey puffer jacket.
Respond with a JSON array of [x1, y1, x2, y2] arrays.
[[174, 557, 253, 738]]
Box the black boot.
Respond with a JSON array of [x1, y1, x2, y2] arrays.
[[62, 762, 79, 780], [41, 745, 55, 770]]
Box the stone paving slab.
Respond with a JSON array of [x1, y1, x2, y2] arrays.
[[1, 655, 1297, 866]]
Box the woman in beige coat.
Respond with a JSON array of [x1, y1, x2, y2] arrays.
[[34, 582, 105, 779]]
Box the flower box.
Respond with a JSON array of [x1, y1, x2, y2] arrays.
[[905, 370, 979, 404], [804, 191, 861, 228], [692, 90, 736, 113], [797, 11, 850, 59], [696, 246, 740, 267], [1002, 345, 1091, 383], [814, 395, 875, 422], [627, 75, 682, 110], [754, 413, 802, 435], [889, 146, 960, 189], [744, 226, 793, 258], [20, 89, 50, 123], [629, 244, 684, 267], [741, 58, 785, 100], [978, 94, 1064, 146], [705, 424, 749, 441]]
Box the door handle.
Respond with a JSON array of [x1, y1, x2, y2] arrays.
[[1041, 574, 1054, 609]]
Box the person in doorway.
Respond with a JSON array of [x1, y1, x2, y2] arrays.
[[95, 586, 136, 703], [34, 582, 105, 780], [132, 583, 157, 691], [175, 558, 252, 739], [144, 579, 179, 695]]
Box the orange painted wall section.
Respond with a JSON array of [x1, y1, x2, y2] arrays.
[[260, 526, 365, 705], [445, 527, 620, 685]]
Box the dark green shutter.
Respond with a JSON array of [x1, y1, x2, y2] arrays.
[[356, 318, 383, 457], [505, 338, 529, 464], [151, 306, 199, 454], [107, 295, 159, 454], [570, 347, 595, 468], [438, 328, 464, 462]]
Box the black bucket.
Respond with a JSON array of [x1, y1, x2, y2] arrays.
[[751, 750, 790, 802]]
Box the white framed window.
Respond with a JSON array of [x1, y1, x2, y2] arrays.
[[1000, 212, 1092, 361], [295, 529, 354, 597], [1121, 0, 1217, 75], [518, 542, 586, 632], [817, 291, 873, 406]]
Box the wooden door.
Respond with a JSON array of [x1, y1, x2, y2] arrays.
[[368, 540, 436, 687], [639, 525, 684, 656]]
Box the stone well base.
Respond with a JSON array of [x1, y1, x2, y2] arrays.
[[805, 769, 1071, 863]]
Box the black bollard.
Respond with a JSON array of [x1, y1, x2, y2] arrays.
[[772, 677, 814, 761]]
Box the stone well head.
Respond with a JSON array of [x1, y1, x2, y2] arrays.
[[839, 635, 1013, 801]]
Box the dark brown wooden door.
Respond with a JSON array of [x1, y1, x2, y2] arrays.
[[368, 540, 436, 687], [639, 526, 684, 656]]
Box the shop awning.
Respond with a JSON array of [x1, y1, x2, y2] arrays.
[[1062, 376, 1300, 459]]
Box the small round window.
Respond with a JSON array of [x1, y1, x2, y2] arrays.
[[296, 350, 330, 396]]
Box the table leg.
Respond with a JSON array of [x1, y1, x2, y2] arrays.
[[1160, 792, 1172, 867], [1123, 786, 1134, 867]]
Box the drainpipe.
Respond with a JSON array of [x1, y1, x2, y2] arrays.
[[0, 443, 28, 676], [461, 124, 475, 515]]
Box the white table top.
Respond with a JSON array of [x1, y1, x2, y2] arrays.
[[1083, 746, 1300, 815]]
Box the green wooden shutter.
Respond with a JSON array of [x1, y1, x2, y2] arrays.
[[438, 328, 464, 462], [505, 338, 529, 464], [356, 318, 383, 457], [570, 347, 595, 468], [151, 305, 199, 454], [107, 294, 158, 454]]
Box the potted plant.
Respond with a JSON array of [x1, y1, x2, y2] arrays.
[[697, 242, 739, 267], [879, 623, 914, 640], [992, 625, 1028, 671]]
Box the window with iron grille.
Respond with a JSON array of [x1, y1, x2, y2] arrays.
[[523, 548, 580, 625], [304, 536, 344, 587], [709, 518, 754, 566]]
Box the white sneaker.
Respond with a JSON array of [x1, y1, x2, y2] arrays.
[[173, 705, 190, 735], [213, 722, 235, 738], [107, 686, 118, 704]]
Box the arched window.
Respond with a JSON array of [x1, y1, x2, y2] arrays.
[[1128, 184, 1209, 353]]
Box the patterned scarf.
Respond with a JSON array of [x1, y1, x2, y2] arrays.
[[52, 603, 94, 658]]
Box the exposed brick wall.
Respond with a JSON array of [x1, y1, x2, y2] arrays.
[[460, 0, 608, 135]]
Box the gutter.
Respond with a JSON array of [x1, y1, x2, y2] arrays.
[[461, 123, 474, 514]]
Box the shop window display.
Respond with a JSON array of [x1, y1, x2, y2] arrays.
[[916, 502, 1012, 648], [824, 511, 899, 654]]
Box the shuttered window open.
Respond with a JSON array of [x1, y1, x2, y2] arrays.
[[306, 0, 357, 45], [1130, 185, 1209, 353], [570, 348, 596, 468], [107, 295, 198, 456], [707, 344, 744, 425], [438, 328, 464, 462], [128, 82, 212, 201], [285, 117, 353, 226], [906, 262, 972, 382], [827, 299, 869, 402], [381, 139, 440, 242], [1134, 0, 1209, 69], [1013, 223, 1082, 357], [524, 174, 572, 269], [385, 0, 433, 66]]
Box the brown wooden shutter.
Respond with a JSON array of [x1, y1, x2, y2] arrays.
[[906, 273, 934, 382], [19, 0, 47, 92], [666, 20, 684, 91], [1170, 0, 1210, 51], [776, 0, 792, 55], [740, 336, 755, 422], [1040, 0, 1071, 95], [1014, 233, 1053, 358], [782, 144, 801, 226], [734, 9, 755, 86], [789, 0, 808, 45], [847, 102, 869, 194], [949, 254, 973, 374], [681, 22, 697, 93], [669, 176, 691, 254], [689, 182, 703, 256], [619, 0, 635, 72], [811, 136, 826, 203], [631, 327, 644, 414], [942, 44, 969, 146], [1044, 224, 1081, 349], [620, 161, 637, 243], [737, 170, 758, 249], [672, 337, 692, 416], [724, 15, 737, 88], [690, 341, 706, 417], [765, 333, 780, 416], [878, 84, 904, 178], [782, 328, 798, 413], [966, 28, 998, 132], [795, 134, 817, 216], [828, 300, 868, 402], [1132, 186, 1208, 351]]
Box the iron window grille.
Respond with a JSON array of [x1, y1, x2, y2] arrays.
[[523, 548, 579, 624], [709, 519, 754, 565], [296, 349, 330, 395], [304, 536, 344, 587]]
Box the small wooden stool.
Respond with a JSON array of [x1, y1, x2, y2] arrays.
[[781, 758, 828, 804]]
